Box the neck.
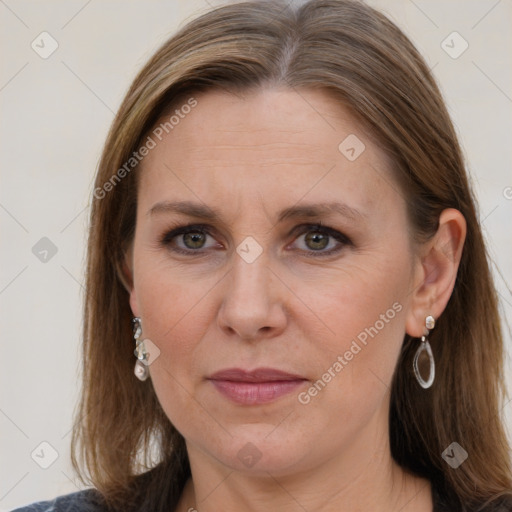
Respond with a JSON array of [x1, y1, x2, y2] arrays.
[[174, 409, 433, 512]]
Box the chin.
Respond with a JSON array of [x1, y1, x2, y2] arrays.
[[198, 425, 314, 475]]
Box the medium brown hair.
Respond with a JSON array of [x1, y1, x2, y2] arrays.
[[71, 1, 512, 510]]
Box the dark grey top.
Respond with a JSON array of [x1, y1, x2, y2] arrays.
[[11, 489, 105, 512], [11, 487, 512, 511]]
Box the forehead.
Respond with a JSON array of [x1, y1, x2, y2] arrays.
[[137, 88, 404, 223]]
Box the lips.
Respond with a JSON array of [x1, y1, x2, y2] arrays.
[[209, 368, 305, 382], [207, 367, 307, 405]]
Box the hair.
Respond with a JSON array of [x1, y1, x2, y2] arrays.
[[71, 1, 512, 510]]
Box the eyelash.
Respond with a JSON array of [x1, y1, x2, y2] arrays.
[[159, 223, 352, 258]]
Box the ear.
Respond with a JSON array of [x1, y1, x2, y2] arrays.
[[405, 208, 466, 337], [118, 241, 140, 317]]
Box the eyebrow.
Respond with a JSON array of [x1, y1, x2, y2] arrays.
[[148, 200, 365, 223]]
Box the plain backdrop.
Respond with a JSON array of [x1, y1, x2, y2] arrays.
[[1, 0, 511, 509]]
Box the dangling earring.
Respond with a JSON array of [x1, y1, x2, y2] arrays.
[[132, 317, 149, 381], [413, 315, 435, 389]]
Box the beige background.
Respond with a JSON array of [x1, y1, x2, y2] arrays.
[[1, 0, 511, 509]]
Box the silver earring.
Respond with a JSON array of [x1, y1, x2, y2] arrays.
[[413, 315, 435, 389], [132, 317, 149, 381]]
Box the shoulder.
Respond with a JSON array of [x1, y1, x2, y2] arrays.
[[10, 489, 108, 512], [432, 484, 512, 512], [480, 496, 512, 512]]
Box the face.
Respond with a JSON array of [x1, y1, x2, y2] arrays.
[[128, 88, 419, 476]]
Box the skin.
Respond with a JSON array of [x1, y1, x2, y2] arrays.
[[125, 88, 466, 512]]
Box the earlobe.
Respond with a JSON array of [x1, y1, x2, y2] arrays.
[[405, 208, 466, 338]]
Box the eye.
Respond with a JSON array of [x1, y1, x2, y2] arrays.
[[160, 222, 351, 257], [160, 224, 221, 254], [290, 224, 351, 256]]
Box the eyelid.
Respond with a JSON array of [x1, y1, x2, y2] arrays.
[[288, 223, 352, 244], [160, 223, 214, 244], [286, 223, 352, 256], [160, 223, 222, 255]]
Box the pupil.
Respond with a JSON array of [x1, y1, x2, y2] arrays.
[[306, 232, 328, 250], [184, 232, 205, 248]]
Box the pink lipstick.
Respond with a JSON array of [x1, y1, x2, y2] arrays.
[[208, 368, 306, 405]]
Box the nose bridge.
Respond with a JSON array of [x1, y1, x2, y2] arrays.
[[228, 246, 271, 310], [228, 208, 273, 296]]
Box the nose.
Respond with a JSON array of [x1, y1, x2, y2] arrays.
[[217, 251, 288, 341]]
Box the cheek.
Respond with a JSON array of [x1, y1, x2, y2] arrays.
[[135, 269, 208, 361], [133, 268, 214, 433], [130, 248, 194, 367], [302, 251, 410, 389]]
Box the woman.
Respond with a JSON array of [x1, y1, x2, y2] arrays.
[[13, 0, 512, 511]]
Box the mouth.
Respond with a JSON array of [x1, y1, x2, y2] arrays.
[[207, 367, 307, 405]]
